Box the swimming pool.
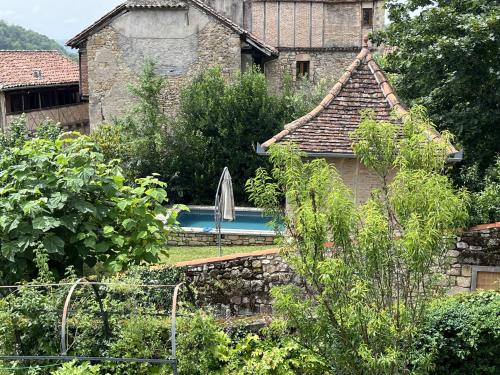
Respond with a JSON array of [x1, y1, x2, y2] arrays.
[[178, 206, 275, 233]]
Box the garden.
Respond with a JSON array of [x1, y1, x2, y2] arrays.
[[0, 1, 499, 374]]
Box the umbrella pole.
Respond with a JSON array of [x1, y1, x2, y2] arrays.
[[214, 169, 227, 257]]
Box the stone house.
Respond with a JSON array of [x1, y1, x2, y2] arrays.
[[0, 51, 89, 133], [259, 41, 463, 204], [67, 0, 386, 129]]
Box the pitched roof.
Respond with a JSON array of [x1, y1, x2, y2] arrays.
[[0, 50, 79, 91], [66, 0, 278, 57], [261, 41, 459, 157]]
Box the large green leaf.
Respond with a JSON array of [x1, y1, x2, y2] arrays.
[[42, 234, 65, 254], [32, 216, 60, 232]]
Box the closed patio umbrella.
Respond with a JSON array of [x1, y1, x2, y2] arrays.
[[215, 167, 235, 256]]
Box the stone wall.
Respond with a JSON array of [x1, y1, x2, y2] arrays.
[[174, 224, 500, 317], [447, 223, 500, 294], [168, 230, 276, 246], [265, 49, 358, 92], [85, 7, 241, 128], [179, 249, 299, 316]]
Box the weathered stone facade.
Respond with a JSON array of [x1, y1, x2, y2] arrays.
[[168, 229, 276, 246], [265, 49, 359, 95], [69, 0, 386, 129], [85, 7, 241, 127]]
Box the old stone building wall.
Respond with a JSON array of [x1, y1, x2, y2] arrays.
[[85, 7, 241, 128], [265, 49, 358, 92]]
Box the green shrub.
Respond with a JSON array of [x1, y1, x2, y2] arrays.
[[50, 361, 100, 375], [413, 291, 500, 374], [468, 156, 500, 225], [0, 134, 180, 282]]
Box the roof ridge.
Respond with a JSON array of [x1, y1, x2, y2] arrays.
[[261, 46, 458, 156], [67, 0, 277, 57], [262, 47, 370, 149], [0, 50, 64, 53]]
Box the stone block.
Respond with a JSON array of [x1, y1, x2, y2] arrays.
[[447, 268, 460, 276], [448, 250, 460, 257], [447, 286, 469, 295], [456, 276, 471, 288], [456, 242, 468, 249], [461, 265, 472, 277]]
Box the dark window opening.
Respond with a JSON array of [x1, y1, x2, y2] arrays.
[[9, 94, 23, 113], [26, 92, 40, 111], [6, 87, 79, 114], [363, 8, 373, 27], [296, 61, 310, 79]]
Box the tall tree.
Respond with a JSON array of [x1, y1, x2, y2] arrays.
[[246, 106, 469, 374], [373, 0, 500, 184]]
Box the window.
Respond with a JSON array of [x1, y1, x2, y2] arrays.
[[9, 94, 23, 113], [296, 61, 310, 79], [363, 8, 373, 27], [6, 87, 79, 114]]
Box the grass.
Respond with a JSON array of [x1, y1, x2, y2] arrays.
[[159, 245, 274, 265]]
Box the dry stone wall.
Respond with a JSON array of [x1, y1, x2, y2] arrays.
[[168, 230, 276, 246], [446, 224, 500, 294], [175, 225, 500, 317], [179, 249, 300, 316]]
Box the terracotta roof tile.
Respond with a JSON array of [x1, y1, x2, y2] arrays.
[[0, 50, 79, 90], [262, 45, 458, 156]]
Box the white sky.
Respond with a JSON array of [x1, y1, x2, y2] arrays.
[[0, 0, 124, 41]]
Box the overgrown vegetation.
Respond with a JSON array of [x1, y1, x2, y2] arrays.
[[246, 106, 469, 373], [462, 156, 500, 225], [373, 0, 500, 189], [93, 63, 331, 205], [413, 291, 500, 374], [0, 117, 180, 283]]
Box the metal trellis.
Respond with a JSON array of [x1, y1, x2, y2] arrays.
[[0, 280, 184, 375]]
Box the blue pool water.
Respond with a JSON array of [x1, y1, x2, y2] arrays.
[[178, 209, 274, 232]]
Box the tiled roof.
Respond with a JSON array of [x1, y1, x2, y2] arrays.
[[126, 0, 186, 8], [67, 0, 278, 57], [262, 41, 458, 156], [0, 50, 79, 90]]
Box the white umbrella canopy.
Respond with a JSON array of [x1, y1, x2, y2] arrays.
[[215, 167, 236, 256], [218, 168, 235, 221]]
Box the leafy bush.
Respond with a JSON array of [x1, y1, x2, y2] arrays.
[[413, 291, 500, 374], [0, 134, 179, 282], [50, 361, 100, 375], [0, 115, 61, 150], [467, 156, 500, 225]]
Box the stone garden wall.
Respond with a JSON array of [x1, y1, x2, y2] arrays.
[[178, 249, 300, 316], [175, 224, 500, 317], [168, 230, 276, 247], [446, 223, 500, 294]]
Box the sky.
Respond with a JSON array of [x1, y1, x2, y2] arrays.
[[0, 0, 124, 42]]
